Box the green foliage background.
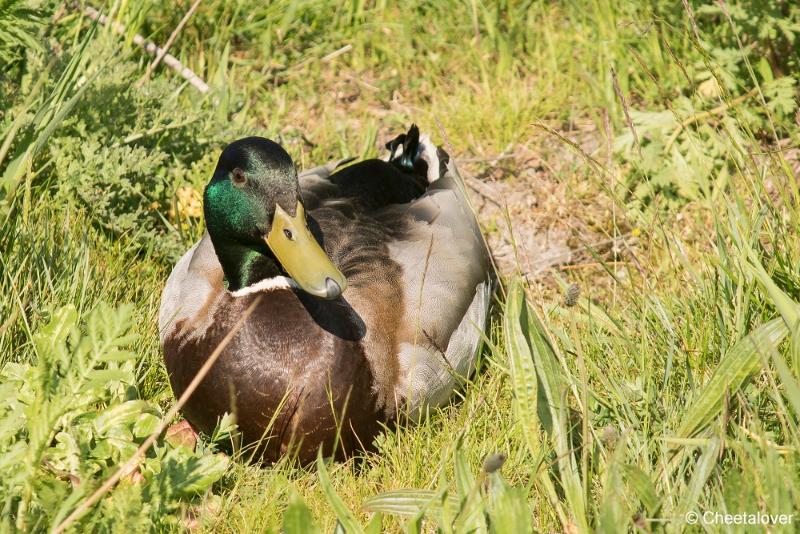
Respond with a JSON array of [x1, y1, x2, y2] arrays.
[[1, 0, 800, 532]]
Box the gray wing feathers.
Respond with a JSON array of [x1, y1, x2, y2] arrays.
[[158, 232, 222, 343], [298, 157, 356, 206], [389, 166, 490, 345], [389, 166, 493, 411], [298, 156, 356, 182]]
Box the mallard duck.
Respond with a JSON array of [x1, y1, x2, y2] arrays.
[[159, 125, 492, 463]]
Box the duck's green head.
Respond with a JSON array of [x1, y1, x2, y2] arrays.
[[204, 137, 346, 299]]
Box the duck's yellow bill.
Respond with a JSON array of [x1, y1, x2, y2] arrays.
[[265, 202, 347, 300]]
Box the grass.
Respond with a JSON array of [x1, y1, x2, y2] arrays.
[[2, 0, 800, 532]]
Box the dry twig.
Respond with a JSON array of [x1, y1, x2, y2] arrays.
[[138, 0, 203, 86], [80, 4, 209, 94]]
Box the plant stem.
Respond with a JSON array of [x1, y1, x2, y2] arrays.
[[80, 4, 209, 94], [664, 87, 760, 152], [137, 0, 203, 86]]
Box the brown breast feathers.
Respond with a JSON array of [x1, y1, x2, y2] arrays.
[[163, 289, 385, 464]]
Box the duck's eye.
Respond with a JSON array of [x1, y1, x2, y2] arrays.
[[231, 168, 247, 187], [283, 229, 294, 240]]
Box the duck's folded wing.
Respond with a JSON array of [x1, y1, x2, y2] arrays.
[[387, 166, 490, 334], [298, 157, 356, 206], [382, 164, 494, 410]]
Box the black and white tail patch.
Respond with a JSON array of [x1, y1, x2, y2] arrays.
[[385, 124, 449, 184]]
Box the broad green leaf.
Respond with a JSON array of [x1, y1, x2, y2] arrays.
[[362, 489, 459, 517], [487, 472, 531, 534], [404, 513, 424, 534], [98, 349, 136, 363], [502, 278, 541, 455], [454, 448, 474, 501], [86, 369, 134, 386], [283, 493, 320, 534], [171, 453, 230, 495], [132, 413, 161, 438], [757, 57, 774, 83], [211, 412, 237, 442], [94, 400, 149, 435], [522, 285, 589, 532], [676, 318, 788, 439], [33, 305, 78, 358], [453, 449, 485, 533], [598, 447, 628, 534], [502, 278, 573, 529], [364, 513, 383, 534]]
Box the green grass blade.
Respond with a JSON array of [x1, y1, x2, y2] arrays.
[[316, 451, 364, 534], [622, 465, 660, 516], [675, 438, 722, 519], [770, 348, 800, 421], [745, 260, 800, 372], [524, 297, 589, 531], [746, 260, 800, 328]]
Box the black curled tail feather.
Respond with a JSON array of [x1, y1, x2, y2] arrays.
[[386, 124, 451, 184], [386, 124, 420, 173]]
